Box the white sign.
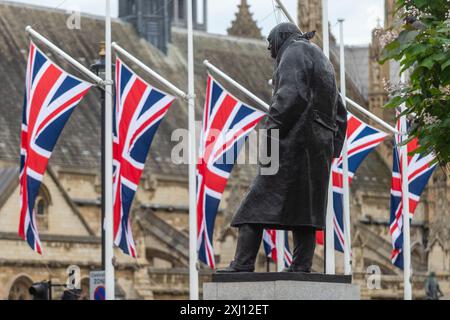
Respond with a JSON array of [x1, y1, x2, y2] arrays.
[[89, 271, 105, 300]]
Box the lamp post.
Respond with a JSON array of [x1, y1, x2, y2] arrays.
[[90, 42, 107, 270]]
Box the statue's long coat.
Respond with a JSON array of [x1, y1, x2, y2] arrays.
[[231, 25, 347, 231]]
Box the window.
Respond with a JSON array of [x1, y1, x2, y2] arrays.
[[37, 199, 46, 216], [34, 185, 51, 230], [35, 192, 50, 217]]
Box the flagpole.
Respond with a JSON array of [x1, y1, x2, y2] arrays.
[[111, 43, 188, 100], [321, 0, 334, 275], [274, 0, 303, 33], [104, 0, 115, 300], [400, 72, 412, 300], [25, 27, 103, 85], [276, 231, 285, 272], [346, 98, 399, 134], [187, 0, 199, 300], [338, 19, 352, 276], [203, 61, 269, 111]]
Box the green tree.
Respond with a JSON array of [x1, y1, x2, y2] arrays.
[[380, 0, 450, 166]]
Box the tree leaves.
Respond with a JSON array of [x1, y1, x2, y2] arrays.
[[381, 0, 450, 164], [441, 59, 450, 71], [412, 0, 429, 9], [385, 95, 407, 109], [420, 56, 436, 69], [380, 30, 419, 63], [398, 30, 419, 47]]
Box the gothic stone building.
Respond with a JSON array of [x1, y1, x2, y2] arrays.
[[0, 0, 449, 300]]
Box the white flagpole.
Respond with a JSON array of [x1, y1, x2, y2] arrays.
[[400, 73, 412, 300], [104, 0, 115, 300], [203, 60, 269, 111], [274, 0, 303, 33], [111, 43, 188, 100], [25, 27, 103, 85], [338, 19, 352, 276], [187, 0, 199, 300], [346, 98, 399, 134], [276, 231, 285, 272], [322, 0, 334, 275]]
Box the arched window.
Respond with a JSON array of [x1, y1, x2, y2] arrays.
[[8, 275, 33, 300], [35, 184, 51, 230], [37, 198, 46, 216]]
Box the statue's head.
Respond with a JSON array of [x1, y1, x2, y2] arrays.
[[267, 22, 302, 59], [267, 23, 316, 59]]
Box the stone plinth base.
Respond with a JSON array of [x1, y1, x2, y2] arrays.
[[203, 273, 360, 300]]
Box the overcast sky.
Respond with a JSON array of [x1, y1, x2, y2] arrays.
[[5, 0, 384, 45]]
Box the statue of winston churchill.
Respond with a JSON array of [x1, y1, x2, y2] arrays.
[[218, 23, 348, 273]]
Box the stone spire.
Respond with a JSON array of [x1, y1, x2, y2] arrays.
[[227, 0, 262, 39]]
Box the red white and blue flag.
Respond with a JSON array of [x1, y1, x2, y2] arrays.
[[263, 230, 292, 267], [113, 58, 175, 258], [331, 113, 388, 252], [389, 118, 436, 269], [316, 113, 387, 251], [197, 75, 265, 268], [19, 42, 93, 253]]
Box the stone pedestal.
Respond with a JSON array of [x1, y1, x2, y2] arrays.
[[203, 273, 360, 300]]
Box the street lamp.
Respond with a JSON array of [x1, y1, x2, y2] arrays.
[[29, 282, 51, 300]]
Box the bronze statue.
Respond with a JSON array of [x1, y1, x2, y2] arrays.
[[218, 23, 347, 273]]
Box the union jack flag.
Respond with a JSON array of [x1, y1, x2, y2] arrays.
[[390, 118, 436, 269], [113, 58, 175, 257], [316, 113, 388, 251], [197, 75, 265, 268], [19, 42, 93, 253], [263, 230, 292, 267], [331, 113, 388, 252]]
